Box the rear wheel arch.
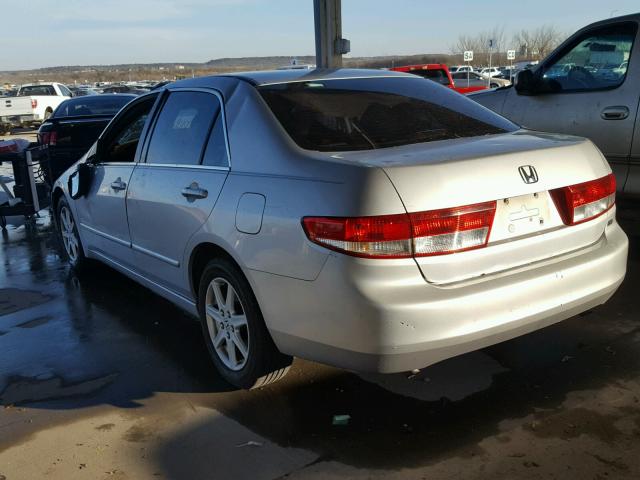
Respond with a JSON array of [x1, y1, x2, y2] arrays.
[[189, 242, 246, 302]]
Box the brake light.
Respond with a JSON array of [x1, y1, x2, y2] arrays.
[[31, 99, 38, 109], [302, 201, 497, 259], [39, 131, 57, 146], [550, 173, 616, 226]]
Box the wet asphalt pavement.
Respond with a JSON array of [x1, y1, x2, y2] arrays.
[[0, 204, 640, 479]]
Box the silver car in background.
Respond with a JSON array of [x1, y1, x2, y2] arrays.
[[52, 69, 628, 389]]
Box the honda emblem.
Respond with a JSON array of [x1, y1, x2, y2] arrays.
[[518, 165, 538, 184]]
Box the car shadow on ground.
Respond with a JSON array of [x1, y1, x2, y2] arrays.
[[1, 204, 639, 473]]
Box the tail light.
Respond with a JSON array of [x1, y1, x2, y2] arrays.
[[302, 201, 497, 259], [31, 99, 38, 109], [550, 173, 616, 226], [39, 131, 57, 146]]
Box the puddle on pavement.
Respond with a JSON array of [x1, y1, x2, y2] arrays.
[[0, 373, 119, 406], [16, 315, 53, 329], [0, 289, 52, 316]]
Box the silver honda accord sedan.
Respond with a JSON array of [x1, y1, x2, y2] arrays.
[[52, 69, 628, 389]]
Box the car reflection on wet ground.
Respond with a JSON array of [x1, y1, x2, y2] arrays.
[[0, 205, 639, 479]]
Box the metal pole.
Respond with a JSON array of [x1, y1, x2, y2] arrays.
[[314, 0, 349, 68]]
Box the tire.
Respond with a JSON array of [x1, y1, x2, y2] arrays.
[[198, 257, 292, 389], [56, 197, 87, 269], [490, 83, 499, 88]]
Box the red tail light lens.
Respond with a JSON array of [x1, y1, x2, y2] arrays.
[[550, 173, 616, 226], [31, 99, 38, 109], [302, 201, 497, 259], [302, 213, 412, 258], [39, 131, 57, 146]]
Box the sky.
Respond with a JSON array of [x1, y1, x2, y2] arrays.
[[0, 0, 638, 70]]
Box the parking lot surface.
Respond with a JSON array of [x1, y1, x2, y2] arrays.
[[0, 204, 639, 479]]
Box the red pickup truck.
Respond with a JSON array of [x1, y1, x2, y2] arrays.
[[390, 64, 487, 94]]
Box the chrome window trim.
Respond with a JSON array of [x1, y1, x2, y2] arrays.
[[92, 162, 136, 167], [143, 87, 232, 169], [135, 163, 229, 172]]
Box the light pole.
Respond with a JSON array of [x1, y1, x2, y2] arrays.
[[314, 0, 350, 68]]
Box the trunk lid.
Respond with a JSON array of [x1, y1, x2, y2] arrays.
[[337, 130, 612, 284]]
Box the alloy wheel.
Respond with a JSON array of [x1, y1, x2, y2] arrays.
[[60, 205, 79, 263], [205, 277, 250, 371]]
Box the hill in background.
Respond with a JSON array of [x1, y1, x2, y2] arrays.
[[0, 53, 456, 84]]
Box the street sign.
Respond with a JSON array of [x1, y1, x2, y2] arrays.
[[463, 50, 473, 62], [507, 49, 516, 60]]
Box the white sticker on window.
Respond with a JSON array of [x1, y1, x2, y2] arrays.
[[173, 108, 198, 129]]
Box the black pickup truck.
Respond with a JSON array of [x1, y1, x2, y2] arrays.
[[38, 94, 135, 182]]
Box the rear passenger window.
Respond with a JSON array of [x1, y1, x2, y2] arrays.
[[201, 112, 229, 167], [146, 91, 220, 165]]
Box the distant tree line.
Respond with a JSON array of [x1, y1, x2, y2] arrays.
[[451, 24, 566, 66]]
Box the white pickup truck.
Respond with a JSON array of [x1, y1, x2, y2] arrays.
[[0, 83, 72, 132]]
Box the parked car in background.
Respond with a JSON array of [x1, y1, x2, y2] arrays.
[[52, 69, 627, 389], [451, 71, 510, 90], [0, 83, 72, 130], [449, 65, 474, 73], [101, 85, 149, 95], [471, 13, 640, 198], [38, 94, 135, 183], [479, 67, 501, 78], [70, 86, 99, 97], [390, 63, 486, 94], [391, 63, 455, 87]]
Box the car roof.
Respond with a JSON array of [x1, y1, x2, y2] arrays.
[[64, 93, 137, 103], [168, 68, 414, 89]]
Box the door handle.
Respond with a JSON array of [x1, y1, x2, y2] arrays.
[[601, 106, 629, 120], [110, 178, 127, 191], [181, 182, 208, 200]]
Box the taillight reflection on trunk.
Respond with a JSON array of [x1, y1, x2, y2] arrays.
[[550, 173, 616, 226], [302, 201, 497, 259]]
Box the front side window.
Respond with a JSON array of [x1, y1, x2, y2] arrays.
[[102, 95, 157, 163], [146, 91, 221, 166], [541, 22, 637, 92], [259, 77, 517, 152]]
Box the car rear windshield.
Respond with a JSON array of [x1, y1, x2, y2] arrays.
[[407, 69, 451, 85], [53, 96, 134, 118], [258, 77, 517, 152], [19, 85, 56, 96]]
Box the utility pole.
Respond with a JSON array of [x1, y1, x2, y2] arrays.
[[314, 0, 350, 68]]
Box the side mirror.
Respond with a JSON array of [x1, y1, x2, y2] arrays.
[[515, 69, 536, 95], [68, 163, 92, 200]]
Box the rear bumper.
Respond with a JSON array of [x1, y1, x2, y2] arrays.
[[0, 114, 37, 125], [252, 218, 628, 373]]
